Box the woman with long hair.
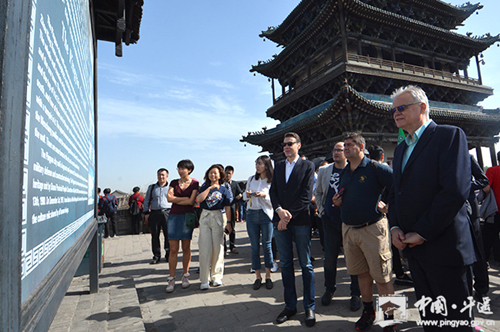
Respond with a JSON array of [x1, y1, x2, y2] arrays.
[[243, 155, 275, 290], [165, 159, 199, 293], [196, 164, 232, 290]]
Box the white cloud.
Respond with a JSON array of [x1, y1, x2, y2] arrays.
[[204, 79, 235, 89], [98, 96, 275, 147], [148, 87, 197, 101]]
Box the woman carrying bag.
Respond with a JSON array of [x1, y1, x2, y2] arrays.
[[196, 164, 232, 290], [165, 159, 200, 293]]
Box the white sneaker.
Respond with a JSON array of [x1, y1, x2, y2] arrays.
[[113, 235, 118, 238], [166, 277, 175, 293], [212, 280, 222, 287], [181, 273, 190, 289], [271, 261, 279, 273], [200, 282, 209, 290], [250, 268, 255, 273]]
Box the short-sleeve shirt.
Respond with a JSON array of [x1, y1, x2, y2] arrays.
[[169, 179, 200, 215], [324, 165, 343, 220], [198, 183, 232, 210], [339, 157, 393, 226]]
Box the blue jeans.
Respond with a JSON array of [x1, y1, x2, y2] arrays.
[[322, 214, 360, 296], [246, 209, 274, 271], [238, 200, 246, 221], [274, 224, 315, 311]]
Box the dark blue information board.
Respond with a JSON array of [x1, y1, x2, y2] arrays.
[[22, 0, 95, 303]]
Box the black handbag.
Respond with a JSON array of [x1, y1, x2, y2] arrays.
[[185, 212, 198, 228]]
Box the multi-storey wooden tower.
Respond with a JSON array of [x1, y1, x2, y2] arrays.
[[242, 0, 500, 167]]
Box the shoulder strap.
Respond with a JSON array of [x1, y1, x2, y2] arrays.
[[148, 184, 155, 206]]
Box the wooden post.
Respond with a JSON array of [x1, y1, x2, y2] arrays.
[[271, 78, 275, 104], [476, 145, 484, 169], [338, 2, 348, 63], [476, 54, 483, 85], [490, 144, 497, 167]]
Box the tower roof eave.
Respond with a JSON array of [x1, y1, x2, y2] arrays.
[[412, 0, 483, 27], [259, 0, 324, 45], [241, 85, 500, 146], [259, 1, 483, 45], [251, 0, 500, 77], [347, 0, 498, 48]]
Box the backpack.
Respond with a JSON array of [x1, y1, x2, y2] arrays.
[[129, 195, 141, 216], [104, 195, 117, 214]]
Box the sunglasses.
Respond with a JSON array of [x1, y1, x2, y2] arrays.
[[389, 102, 421, 116], [281, 142, 297, 147]]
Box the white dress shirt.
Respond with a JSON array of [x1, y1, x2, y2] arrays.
[[285, 156, 300, 183]]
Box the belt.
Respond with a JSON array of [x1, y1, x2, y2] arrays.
[[350, 218, 381, 229]]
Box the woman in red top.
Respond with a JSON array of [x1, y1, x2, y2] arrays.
[[165, 159, 200, 293]]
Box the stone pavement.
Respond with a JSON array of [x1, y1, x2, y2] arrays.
[[49, 221, 500, 332]]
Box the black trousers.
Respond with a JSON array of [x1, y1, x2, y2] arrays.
[[321, 214, 360, 295], [408, 256, 474, 332], [149, 210, 169, 259], [482, 213, 500, 262], [225, 206, 236, 251], [104, 213, 117, 237], [392, 244, 405, 276], [131, 213, 143, 234], [471, 217, 489, 296]]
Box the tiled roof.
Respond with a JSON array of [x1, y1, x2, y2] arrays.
[[241, 84, 500, 145], [259, 0, 313, 44], [261, 0, 482, 44], [252, 0, 498, 74]]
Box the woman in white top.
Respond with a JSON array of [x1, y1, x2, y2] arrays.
[[243, 155, 275, 290]]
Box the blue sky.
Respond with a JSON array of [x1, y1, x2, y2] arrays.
[[97, 0, 500, 193]]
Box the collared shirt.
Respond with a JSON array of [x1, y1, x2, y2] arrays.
[[339, 157, 393, 226], [143, 182, 170, 211], [243, 175, 273, 221], [402, 120, 432, 171], [285, 155, 300, 183]]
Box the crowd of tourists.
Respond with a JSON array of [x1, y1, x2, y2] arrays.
[[100, 85, 498, 332]]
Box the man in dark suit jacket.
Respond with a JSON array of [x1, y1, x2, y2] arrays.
[[270, 132, 316, 327], [225, 165, 243, 254], [388, 86, 475, 331]]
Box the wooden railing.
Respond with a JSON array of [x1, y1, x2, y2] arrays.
[[274, 54, 479, 103], [347, 54, 479, 85]]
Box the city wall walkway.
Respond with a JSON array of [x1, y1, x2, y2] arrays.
[[49, 222, 500, 332]]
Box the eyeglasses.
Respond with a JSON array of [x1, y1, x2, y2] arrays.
[[281, 142, 297, 147], [333, 149, 344, 153], [389, 102, 422, 116]]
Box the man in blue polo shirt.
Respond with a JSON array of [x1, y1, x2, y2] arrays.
[[332, 132, 396, 332]]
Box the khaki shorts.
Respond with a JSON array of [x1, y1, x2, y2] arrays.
[[342, 217, 392, 283]]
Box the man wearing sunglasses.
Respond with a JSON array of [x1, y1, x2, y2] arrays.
[[270, 132, 316, 327], [315, 142, 361, 310], [388, 85, 475, 331]]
